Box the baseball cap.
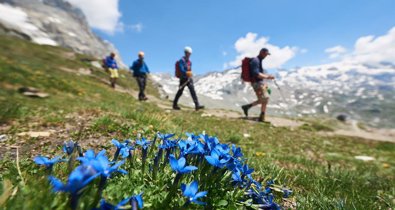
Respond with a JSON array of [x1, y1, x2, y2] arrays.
[[260, 48, 271, 55]]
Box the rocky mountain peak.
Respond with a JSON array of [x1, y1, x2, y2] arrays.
[[0, 0, 126, 67]]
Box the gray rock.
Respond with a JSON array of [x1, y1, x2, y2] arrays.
[[0, 134, 7, 142], [336, 114, 348, 122]]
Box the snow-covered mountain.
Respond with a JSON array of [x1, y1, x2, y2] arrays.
[[0, 0, 125, 67], [152, 61, 395, 128]]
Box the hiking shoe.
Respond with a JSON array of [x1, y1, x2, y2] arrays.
[[142, 97, 148, 101], [195, 105, 205, 111], [173, 105, 181, 110], [241, 105, 250, 117], [258, 113, 270, 124]]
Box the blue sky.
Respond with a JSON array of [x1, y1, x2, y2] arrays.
[[87, 0, 395, 74]]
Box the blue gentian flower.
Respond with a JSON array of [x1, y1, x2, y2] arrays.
[[231, 144, 243, 158], [158, 133, 175, 140], [214, 143, 230, 154], [181, 180, 208, 205], [49, 165, 99, 194], [178, 140, 200, 156], [97, 193, 143, 210], [63, 140, 76, 155], [130, 193, 144, 210], [136, 138, 151, 150], [283, 188, 292, 198], [169, 154, 198, 174], [231, 170, 244, 187], [201, 135, 219, 151], [111, 139, 133, 160], [96, 199, 116, 210], [159, 139, 177, 150], [78, 149, 127, 178], [34, 156, 64, 170], [204, 149, 231, 168], [257, 194, 281, 210], [96, 198, 131, 210], [239, 164, 254, 179]]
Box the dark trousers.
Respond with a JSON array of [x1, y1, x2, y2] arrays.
[[173, 77, 199, 106], [135, 75, 147, 99]]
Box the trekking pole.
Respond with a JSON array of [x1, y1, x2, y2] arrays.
[[273, 80, 299, 117], [273, 80, 287, 104], [179, 78, 191, 90]]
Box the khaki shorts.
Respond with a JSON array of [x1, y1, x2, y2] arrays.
[[109, 68, 119, 78], [252, 82, 269, 102]]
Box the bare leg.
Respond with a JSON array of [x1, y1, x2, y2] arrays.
[[261, 99, 268, 113]]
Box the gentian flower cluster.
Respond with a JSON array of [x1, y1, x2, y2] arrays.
[[33, 132, 291, 209]]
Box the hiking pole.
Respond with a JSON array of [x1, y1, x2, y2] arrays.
[[273, 80, 299, 117], [179, 78, 191, 90], [273, 80, 287, 104]]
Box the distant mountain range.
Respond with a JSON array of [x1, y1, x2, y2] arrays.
[[152, 61, 395, 128], [0, 0, 125, 67]]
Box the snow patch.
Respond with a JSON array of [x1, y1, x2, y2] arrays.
[[0, 3, 57, 46]]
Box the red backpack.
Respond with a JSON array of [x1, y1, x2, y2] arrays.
[[175, 58, 191, 78], [241, 57, 252, 82]]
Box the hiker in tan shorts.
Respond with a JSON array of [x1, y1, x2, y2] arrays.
[[241, 48, 275, 122]]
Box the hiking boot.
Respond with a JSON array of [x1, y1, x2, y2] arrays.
[[258, 112, 270, 123], [173, 105, 181, 110], [258, 112, 265, 122], [195, 105, 205, 111], [142, 97, 148, 101], [241, 104, 251, 117]]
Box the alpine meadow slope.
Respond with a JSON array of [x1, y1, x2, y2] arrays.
[[0, 35, 394, 209]]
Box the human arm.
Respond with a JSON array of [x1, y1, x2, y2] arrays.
[[257, 72, 275, 80], [145, 62, 150, 74], [250, 58, 274, 80], [178, 59, 191, 78]]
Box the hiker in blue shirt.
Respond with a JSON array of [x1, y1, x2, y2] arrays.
[[130, 51, 150, 101], [172, 46, 204, 111], [241, 48, 275, 122], [104, 52, 119, 88]]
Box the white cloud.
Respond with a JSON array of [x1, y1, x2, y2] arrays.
[[348, 26, 395, 65], [226, 33, 298, 69], [326, 27, 395, 65], [65, 0, 122, 34], [130, 23, 143, 33], [325, 45, 347, 59]]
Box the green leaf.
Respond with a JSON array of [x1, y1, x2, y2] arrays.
[[217, 200, 228, 206], [0, 179, 14, 206]]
